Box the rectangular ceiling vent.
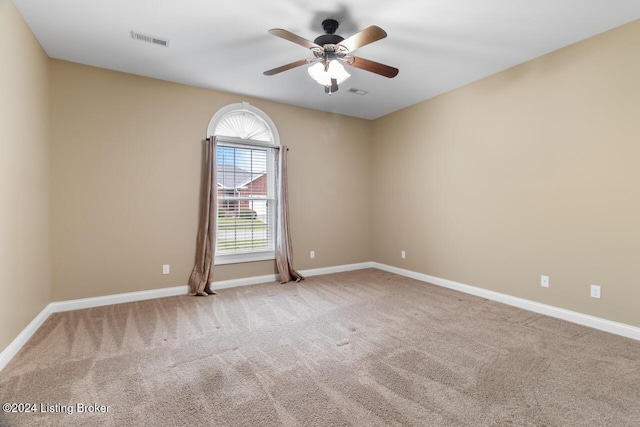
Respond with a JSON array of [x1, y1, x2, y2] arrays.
[[347, 88, 368, 96], [131, 31, 170, 47]]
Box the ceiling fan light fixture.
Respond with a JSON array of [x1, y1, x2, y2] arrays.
[[308, 60, 351, 86], [328, 60, 351, 83]]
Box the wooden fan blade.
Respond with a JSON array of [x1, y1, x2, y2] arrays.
[[347, 56, 399, 78], [263, 59, 315, 76], [337, 26, 387, 52], [268, 29, 321, 50]]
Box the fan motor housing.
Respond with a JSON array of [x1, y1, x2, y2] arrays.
[[314, 19, 344, 46], [314, 34, 344, 45]]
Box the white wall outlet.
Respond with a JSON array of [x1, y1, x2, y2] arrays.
[[590, 284, 601, 299], [401, 250, 406, 259], [310, 250, 315, 259], [162, 264, 170, 275], [541, 275, 549, 288]]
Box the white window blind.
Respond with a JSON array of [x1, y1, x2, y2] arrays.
[[216, 139, 276, 261]]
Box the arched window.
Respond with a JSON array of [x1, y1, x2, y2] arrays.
[[208, 103, 279, 264], [207, 102, 279, 144]]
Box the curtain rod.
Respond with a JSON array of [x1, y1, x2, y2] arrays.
[[205, 137, 288, 150]]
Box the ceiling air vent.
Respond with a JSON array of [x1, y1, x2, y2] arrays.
[[130, 31, 170, 47], [347, 88, 368, 96]]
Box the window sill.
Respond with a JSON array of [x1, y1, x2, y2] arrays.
[[214, 251, 275, 265]]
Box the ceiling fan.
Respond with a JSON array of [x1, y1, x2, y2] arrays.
[[264, 19, 399, 94]]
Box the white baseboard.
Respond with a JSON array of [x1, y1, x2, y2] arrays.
[[372, 262, 640, 341], [0, 304, 52, 372], [49, 285, 189, 313], [211, 274, 278, 290], [211, 262, 373, 290], [3, 261, 639, 373], [209, 262, 375, 290], [299, 262, 374, 278]]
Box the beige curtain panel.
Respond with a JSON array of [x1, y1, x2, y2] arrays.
[[188, 138, 217, 296], [276, 145, 304, 284]]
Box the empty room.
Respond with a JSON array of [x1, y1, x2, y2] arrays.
[[2, 0, 640, 425]]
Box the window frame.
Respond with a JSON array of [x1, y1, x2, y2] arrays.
[[214, 136, 277, 265]]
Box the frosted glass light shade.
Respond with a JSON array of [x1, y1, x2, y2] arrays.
[[308, 60, 351, 86]]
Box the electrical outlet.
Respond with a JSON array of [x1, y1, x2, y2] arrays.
[[590, 284, 601, 299], [162, 264, 170, 275], [541, 275, 549, 288], [401, 251, 406, 259], [310, 250, 315, 259]]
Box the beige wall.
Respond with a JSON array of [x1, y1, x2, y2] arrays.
[[0, 0, 51, 350], [372, 21, 640, 327], [50, 60, 372, 301]]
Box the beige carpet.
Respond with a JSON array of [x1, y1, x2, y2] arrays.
[[1, 269, 640, 426]]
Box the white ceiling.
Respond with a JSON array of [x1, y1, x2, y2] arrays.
[[12, 0, 640, 120]]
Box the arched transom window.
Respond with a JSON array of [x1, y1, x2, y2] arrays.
[[207, 102, 279, 144]]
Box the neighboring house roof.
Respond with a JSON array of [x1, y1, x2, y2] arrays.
[[217, 164, 265, 190]]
